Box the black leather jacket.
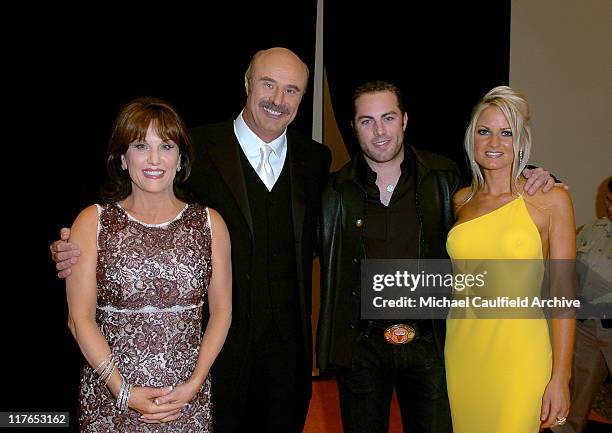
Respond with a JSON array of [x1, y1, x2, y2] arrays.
[[317, 146, 463, 370]]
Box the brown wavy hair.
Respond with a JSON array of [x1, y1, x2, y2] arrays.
[[100, 97, 194, 203]]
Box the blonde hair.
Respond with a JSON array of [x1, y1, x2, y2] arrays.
[[464, 85, 531, 202]]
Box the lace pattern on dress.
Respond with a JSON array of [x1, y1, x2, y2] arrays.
[[78, 202, 213, 432]]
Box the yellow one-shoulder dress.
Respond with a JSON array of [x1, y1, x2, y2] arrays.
[[445, 196, 552, 433]]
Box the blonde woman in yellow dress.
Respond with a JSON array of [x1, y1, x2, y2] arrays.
[[445, 86, 576, 432]]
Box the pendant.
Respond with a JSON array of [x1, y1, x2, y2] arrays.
[[386, 184, 395, 193]]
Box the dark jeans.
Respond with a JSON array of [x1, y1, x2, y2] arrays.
[[335, 327, 452, 433]]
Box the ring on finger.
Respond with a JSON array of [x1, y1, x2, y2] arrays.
[[555, 416, 567, 425]]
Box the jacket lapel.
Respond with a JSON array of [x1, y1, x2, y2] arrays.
[[288, 132, 306, 246], [207, 125, 254, 234]]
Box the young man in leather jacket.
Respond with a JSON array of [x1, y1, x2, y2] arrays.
[[317, 80, 557, 433]]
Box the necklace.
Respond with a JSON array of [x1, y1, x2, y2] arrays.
[[386, 184, 395, 193]]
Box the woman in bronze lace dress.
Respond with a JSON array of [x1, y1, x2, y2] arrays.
[[65, 97, 232, 432]]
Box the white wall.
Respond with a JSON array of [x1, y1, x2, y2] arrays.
[[510, 0, 612, 227]]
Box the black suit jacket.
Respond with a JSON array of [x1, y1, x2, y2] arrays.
[[186, 120, 331, 396]]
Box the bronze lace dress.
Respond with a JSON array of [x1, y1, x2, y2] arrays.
[[78, 202, 212, 432]]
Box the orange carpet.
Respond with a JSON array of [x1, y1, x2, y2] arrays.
[[304, 378, 610, 433], [304, 378, 401, 433]]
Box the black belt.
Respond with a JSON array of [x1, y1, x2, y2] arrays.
[[360, 320, 433, 344]]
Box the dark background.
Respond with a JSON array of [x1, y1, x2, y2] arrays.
[[3, 1, 509, 430], [325, 1, 510, 175], [3, 3, 317, 429]]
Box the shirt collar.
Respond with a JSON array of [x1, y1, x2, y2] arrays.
[[234, 110, 287, 158], [357, 146, 412, 184]]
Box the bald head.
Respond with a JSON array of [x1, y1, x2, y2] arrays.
[[246, 47, 309, 88], [242, 47, 310, 143]]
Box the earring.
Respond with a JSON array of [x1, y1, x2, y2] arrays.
[[121, 156, 127, 170], [176, 165, 181, 172], [518, 149, 524, 164]]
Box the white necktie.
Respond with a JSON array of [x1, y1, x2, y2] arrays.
[[256, 144, 275, 190]]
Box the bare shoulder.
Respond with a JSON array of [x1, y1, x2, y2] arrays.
[[70, 205, 99, 235], [452, 186, 472, 213], [207, 207, 227, 230], [525, 186, 573, 212], [68, 205, 99, 256], [524, 187, 574, 231], [453, 186, 471, 204], [206, 207, 230, 241]]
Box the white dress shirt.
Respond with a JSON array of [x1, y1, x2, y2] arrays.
[[233, 111, 287, 191]]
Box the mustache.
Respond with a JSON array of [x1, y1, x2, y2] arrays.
[[259, 100, 290, 115]]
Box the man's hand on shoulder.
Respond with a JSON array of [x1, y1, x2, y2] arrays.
[[522, 166, 568, 196], [50, 227, 81, 278]]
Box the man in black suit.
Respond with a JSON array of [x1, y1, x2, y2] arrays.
[[52, 47, 331, 432], [184, 47, 330, 432]]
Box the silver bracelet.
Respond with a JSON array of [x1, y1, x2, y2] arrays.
[[94, 354, 112, 376], [116, 380, 132, 412], [98, 360, 115, 384], [104, 363, 116, 387], [124, 383, 133, 411], [94, 354, 115, 385]]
